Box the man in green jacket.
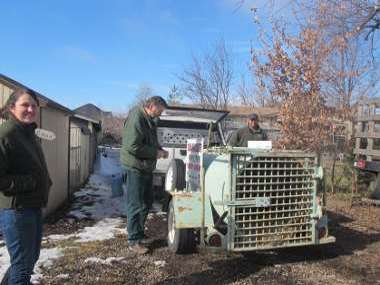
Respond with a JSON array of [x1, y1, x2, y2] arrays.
[[228, 113, 268, 147], [121, 96, 168, 254]]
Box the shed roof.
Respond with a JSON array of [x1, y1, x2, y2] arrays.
[[0, 74, 73, 114], [73, 113, 101, 125], [74, 103, 111, 122]]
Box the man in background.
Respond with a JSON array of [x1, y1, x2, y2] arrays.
[[121, 96, 168, 254], [228, 113, 267, 147]]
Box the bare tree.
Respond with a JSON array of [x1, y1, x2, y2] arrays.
[[178, 39, 233, 110], [237, 75, 270, 107], [237, 75, 256, 108], [102, 113, 127, 145], [352, 0, 380, 40], [131, 83, 155, 108], [167, 84, 183, 105], [306, 0, 380, 109]]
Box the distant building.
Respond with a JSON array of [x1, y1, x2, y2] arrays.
[[354, 98, 380, 160], [74, 103, 111, 124]]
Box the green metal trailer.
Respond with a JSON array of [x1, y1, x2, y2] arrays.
[[165, 147, 335, 254]]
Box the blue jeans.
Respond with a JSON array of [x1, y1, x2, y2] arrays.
[[123, 168, 153, 244], [0, 208, 42, 285]]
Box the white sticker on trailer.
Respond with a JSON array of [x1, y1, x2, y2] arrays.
[[186, 138, 203, 191]]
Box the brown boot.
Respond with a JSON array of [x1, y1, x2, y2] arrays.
[[140, 234, 154, 245], [128, 243, 149, 254]]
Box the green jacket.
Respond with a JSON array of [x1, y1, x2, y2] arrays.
[[120, 107, 161, 173], [0, 117, 52, 209], [228, 126, 268, 147]]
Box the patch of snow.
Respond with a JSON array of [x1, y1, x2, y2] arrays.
[[45, 234, 73, 242], [0, 246, 10, 279], [56, 273, 70, 279], [0, 247, 63, 282], [74, 218, 125, 243], [44, 219, 126, 244], [84, 257, 125, 265], [154, 260, 166, 267], [31, 248, 64, 284]]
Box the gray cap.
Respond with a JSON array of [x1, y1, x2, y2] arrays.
[[248, 113, 259, 120]]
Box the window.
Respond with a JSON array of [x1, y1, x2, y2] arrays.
[[374, 138, 380, 150], [359, 138, 368, 149], [362, 105, 370, 116], [375, 122, 380, 133], [361, 122, 369, 132]]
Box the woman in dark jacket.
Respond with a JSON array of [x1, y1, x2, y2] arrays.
[[0, 88, 52, 284]]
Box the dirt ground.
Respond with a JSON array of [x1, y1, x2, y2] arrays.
[[36, 194, 380, 285]]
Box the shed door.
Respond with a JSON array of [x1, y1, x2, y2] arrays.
[[70, 127, 81, 193]]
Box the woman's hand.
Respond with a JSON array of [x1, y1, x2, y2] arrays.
[[0, 175, 36, 196]]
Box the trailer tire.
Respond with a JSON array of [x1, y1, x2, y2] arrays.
[[167, 200, 196, 254], [165, 159, 186, 191]]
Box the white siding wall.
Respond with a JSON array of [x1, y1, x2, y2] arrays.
[[0, 83, 13, 124], [40, 108, 69, 215], [80, 131, 90, 184]]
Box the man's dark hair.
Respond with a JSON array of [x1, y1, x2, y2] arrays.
[[143, 96, 168, 108], [247, 113, 259, 121]]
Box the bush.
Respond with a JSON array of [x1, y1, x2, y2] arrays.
[[324, 157, 354, 193]]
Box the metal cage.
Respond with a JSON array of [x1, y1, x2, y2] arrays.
[[229, 152, 317, 251]]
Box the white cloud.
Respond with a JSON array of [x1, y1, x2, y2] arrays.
[[159, 10, 180, 27], [60, 46, 96, 63], [231, 40, 253, 54], [120, 17, 148, 35], [106, 80, 139, 91], [202, 27, 221, 34], [160, 63, 178, 72]]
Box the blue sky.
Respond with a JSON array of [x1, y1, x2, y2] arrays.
[[0, 0, 288, 112]]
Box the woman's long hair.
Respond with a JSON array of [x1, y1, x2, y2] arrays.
[[0, 88, 39, 119]]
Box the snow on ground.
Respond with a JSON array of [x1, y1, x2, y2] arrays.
[[30, 248, 64, 284], [0, 147, 128, 283], [0, 247, 9, 279], [84, 257, 126, 265]]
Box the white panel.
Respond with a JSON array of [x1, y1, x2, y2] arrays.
[[40, 108, 69, 215]]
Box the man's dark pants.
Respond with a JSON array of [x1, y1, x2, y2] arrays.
[[124, 167, 153, 245], [0, 208, 42, 285]]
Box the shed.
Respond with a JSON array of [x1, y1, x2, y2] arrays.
[[69, 114, 101, 194]]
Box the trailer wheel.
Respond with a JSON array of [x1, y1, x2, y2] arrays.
[[167, 200, 196, 254], [165, 159, 186, 191]]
